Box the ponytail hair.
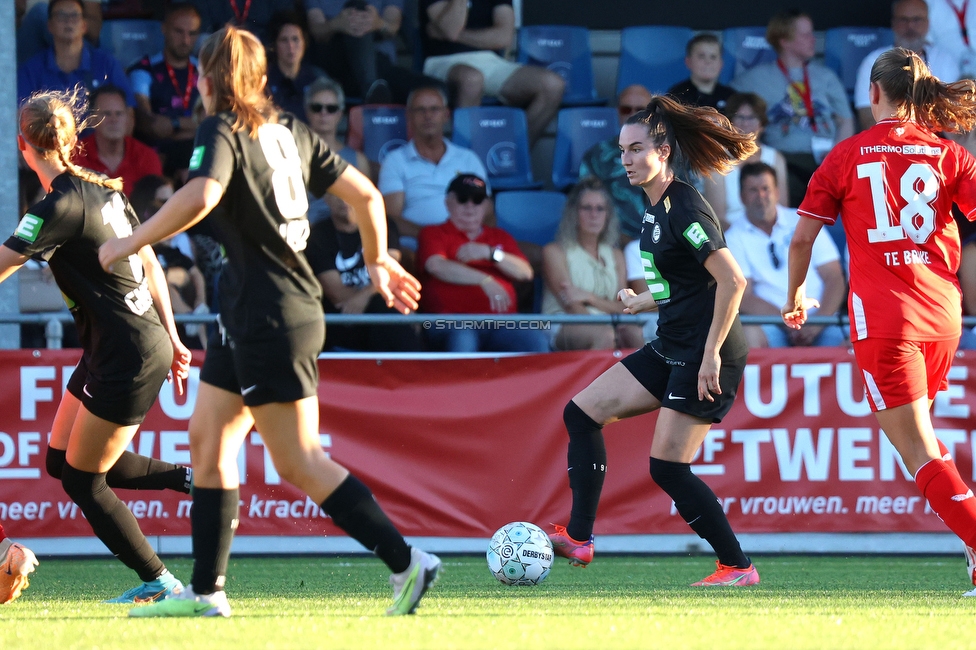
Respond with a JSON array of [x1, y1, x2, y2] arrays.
[[626, 95, 758, 177], [871, 47, 976, 133], [198, 25, 277, 137], [19, 88, 124, 193]]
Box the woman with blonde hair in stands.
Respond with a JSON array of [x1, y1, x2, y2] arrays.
[[100, 25, 437, 618], [542, 176, 644, 350], [3, 88, 192, 603], [549, 95, 761, 587], [784, 48, 976, 592]]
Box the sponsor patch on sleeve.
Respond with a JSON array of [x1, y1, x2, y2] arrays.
[[683, 222, 709, 249], [188, 146, 205, 171], [14, 214, 44, 242]]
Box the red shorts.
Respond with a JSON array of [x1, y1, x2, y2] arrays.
[[852, 338, 958, 411]]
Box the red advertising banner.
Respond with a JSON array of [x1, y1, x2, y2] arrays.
[[0, 348, 973, 539]]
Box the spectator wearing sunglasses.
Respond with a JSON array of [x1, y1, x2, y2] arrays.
[[578, 84, 653, 243], [304, 76, 372, 237], [418, 173, 549, 353], [379, 85, 488, 253], [305, 76, 370, 178], [724, 163, 845, 348], [267, 11, 328, 123]]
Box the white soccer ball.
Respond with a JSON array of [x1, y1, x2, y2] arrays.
[[486, 521, 553, 586]]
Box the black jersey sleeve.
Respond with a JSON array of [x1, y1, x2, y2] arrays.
[[187, 115, 237, 189], [667, 187, 726, 266], [4, 175, 83, 260]]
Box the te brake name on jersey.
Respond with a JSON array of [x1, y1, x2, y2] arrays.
[[859, 144, 942, 156], [884, 249, 931, 267]]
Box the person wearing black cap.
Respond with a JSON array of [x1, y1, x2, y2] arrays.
[[417, 173, 549, 352]]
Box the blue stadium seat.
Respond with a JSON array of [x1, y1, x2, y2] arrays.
[[100, 19, 164, 68], [823, 27, 894, 99], [517, 25, 604, 106], [720, 26, 777, 84], [358, 106, 408, 164], [616, 26, 694, 96], [494, 191, 567, 247], [452, 107, 543, 191], [551, 107, 619, 190]]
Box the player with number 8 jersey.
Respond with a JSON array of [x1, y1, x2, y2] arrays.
[[785, 48, 976, 592], [185, 107, 338, 340]]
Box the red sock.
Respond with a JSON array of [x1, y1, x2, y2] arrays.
[[915, 459, 976, 546], [937, 439, 958, 472]]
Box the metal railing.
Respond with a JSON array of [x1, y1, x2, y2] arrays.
[[8, 311, 974, 349]]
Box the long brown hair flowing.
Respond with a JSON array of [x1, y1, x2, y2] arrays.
[[626, 95, 758, 177], [871, 47, 976, 133], [19, 88, 123, 193], [197, 25, 277, 137]]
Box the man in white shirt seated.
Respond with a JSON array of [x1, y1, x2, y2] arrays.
[[725, 162, 847, 348], [854, 0, 960, 130], [378, 85, 488, 258]]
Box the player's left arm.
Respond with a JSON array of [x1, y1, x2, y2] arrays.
[[699, 247, 747, 402], [139, 245, 191, 395]]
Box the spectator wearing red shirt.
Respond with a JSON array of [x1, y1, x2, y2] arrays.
[[73, 85, 162, 197], [418, 173, 549, 352]]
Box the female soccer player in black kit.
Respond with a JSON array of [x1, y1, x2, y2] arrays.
[[1, 89, 192, 602], [100, 26, 436, 618], [549, 95, 762, 586]]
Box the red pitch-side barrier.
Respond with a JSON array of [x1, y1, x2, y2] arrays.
[[0, 348, 973, 539]]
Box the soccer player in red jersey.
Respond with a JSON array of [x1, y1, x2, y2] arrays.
[[783, 48, 976, 591]]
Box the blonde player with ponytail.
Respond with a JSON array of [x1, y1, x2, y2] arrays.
[[785, 48, 976, 591], [1, 88, 193, 603]]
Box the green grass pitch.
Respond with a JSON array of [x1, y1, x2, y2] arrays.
[[4, 555, 976, 649]]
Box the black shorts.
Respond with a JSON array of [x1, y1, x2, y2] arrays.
[[66, 339, 172, 426], [620, 344, 746, 423], [200, 318, 324, 407]]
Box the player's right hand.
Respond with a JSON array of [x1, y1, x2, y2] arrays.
[[98, 237, 133, 273], [368, 254, 422, 314], [781, 296, 820, 330]]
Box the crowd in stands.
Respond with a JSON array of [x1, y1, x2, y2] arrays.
[[12, 0, 976, 353]]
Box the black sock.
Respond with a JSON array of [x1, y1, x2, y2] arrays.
[[564, 401, 606, 542], [60, 462, 165, 582], [46, 446, 66, 479], [46, 447, 190, 493], [321, 475, 411, 574], [106, 451, 191, 493], [190, 487, 239, 594], [649, 457, 749, 568]]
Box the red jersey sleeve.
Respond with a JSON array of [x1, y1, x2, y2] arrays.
[[798, 142, 849, 225], [950, 140, 976, 220]]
